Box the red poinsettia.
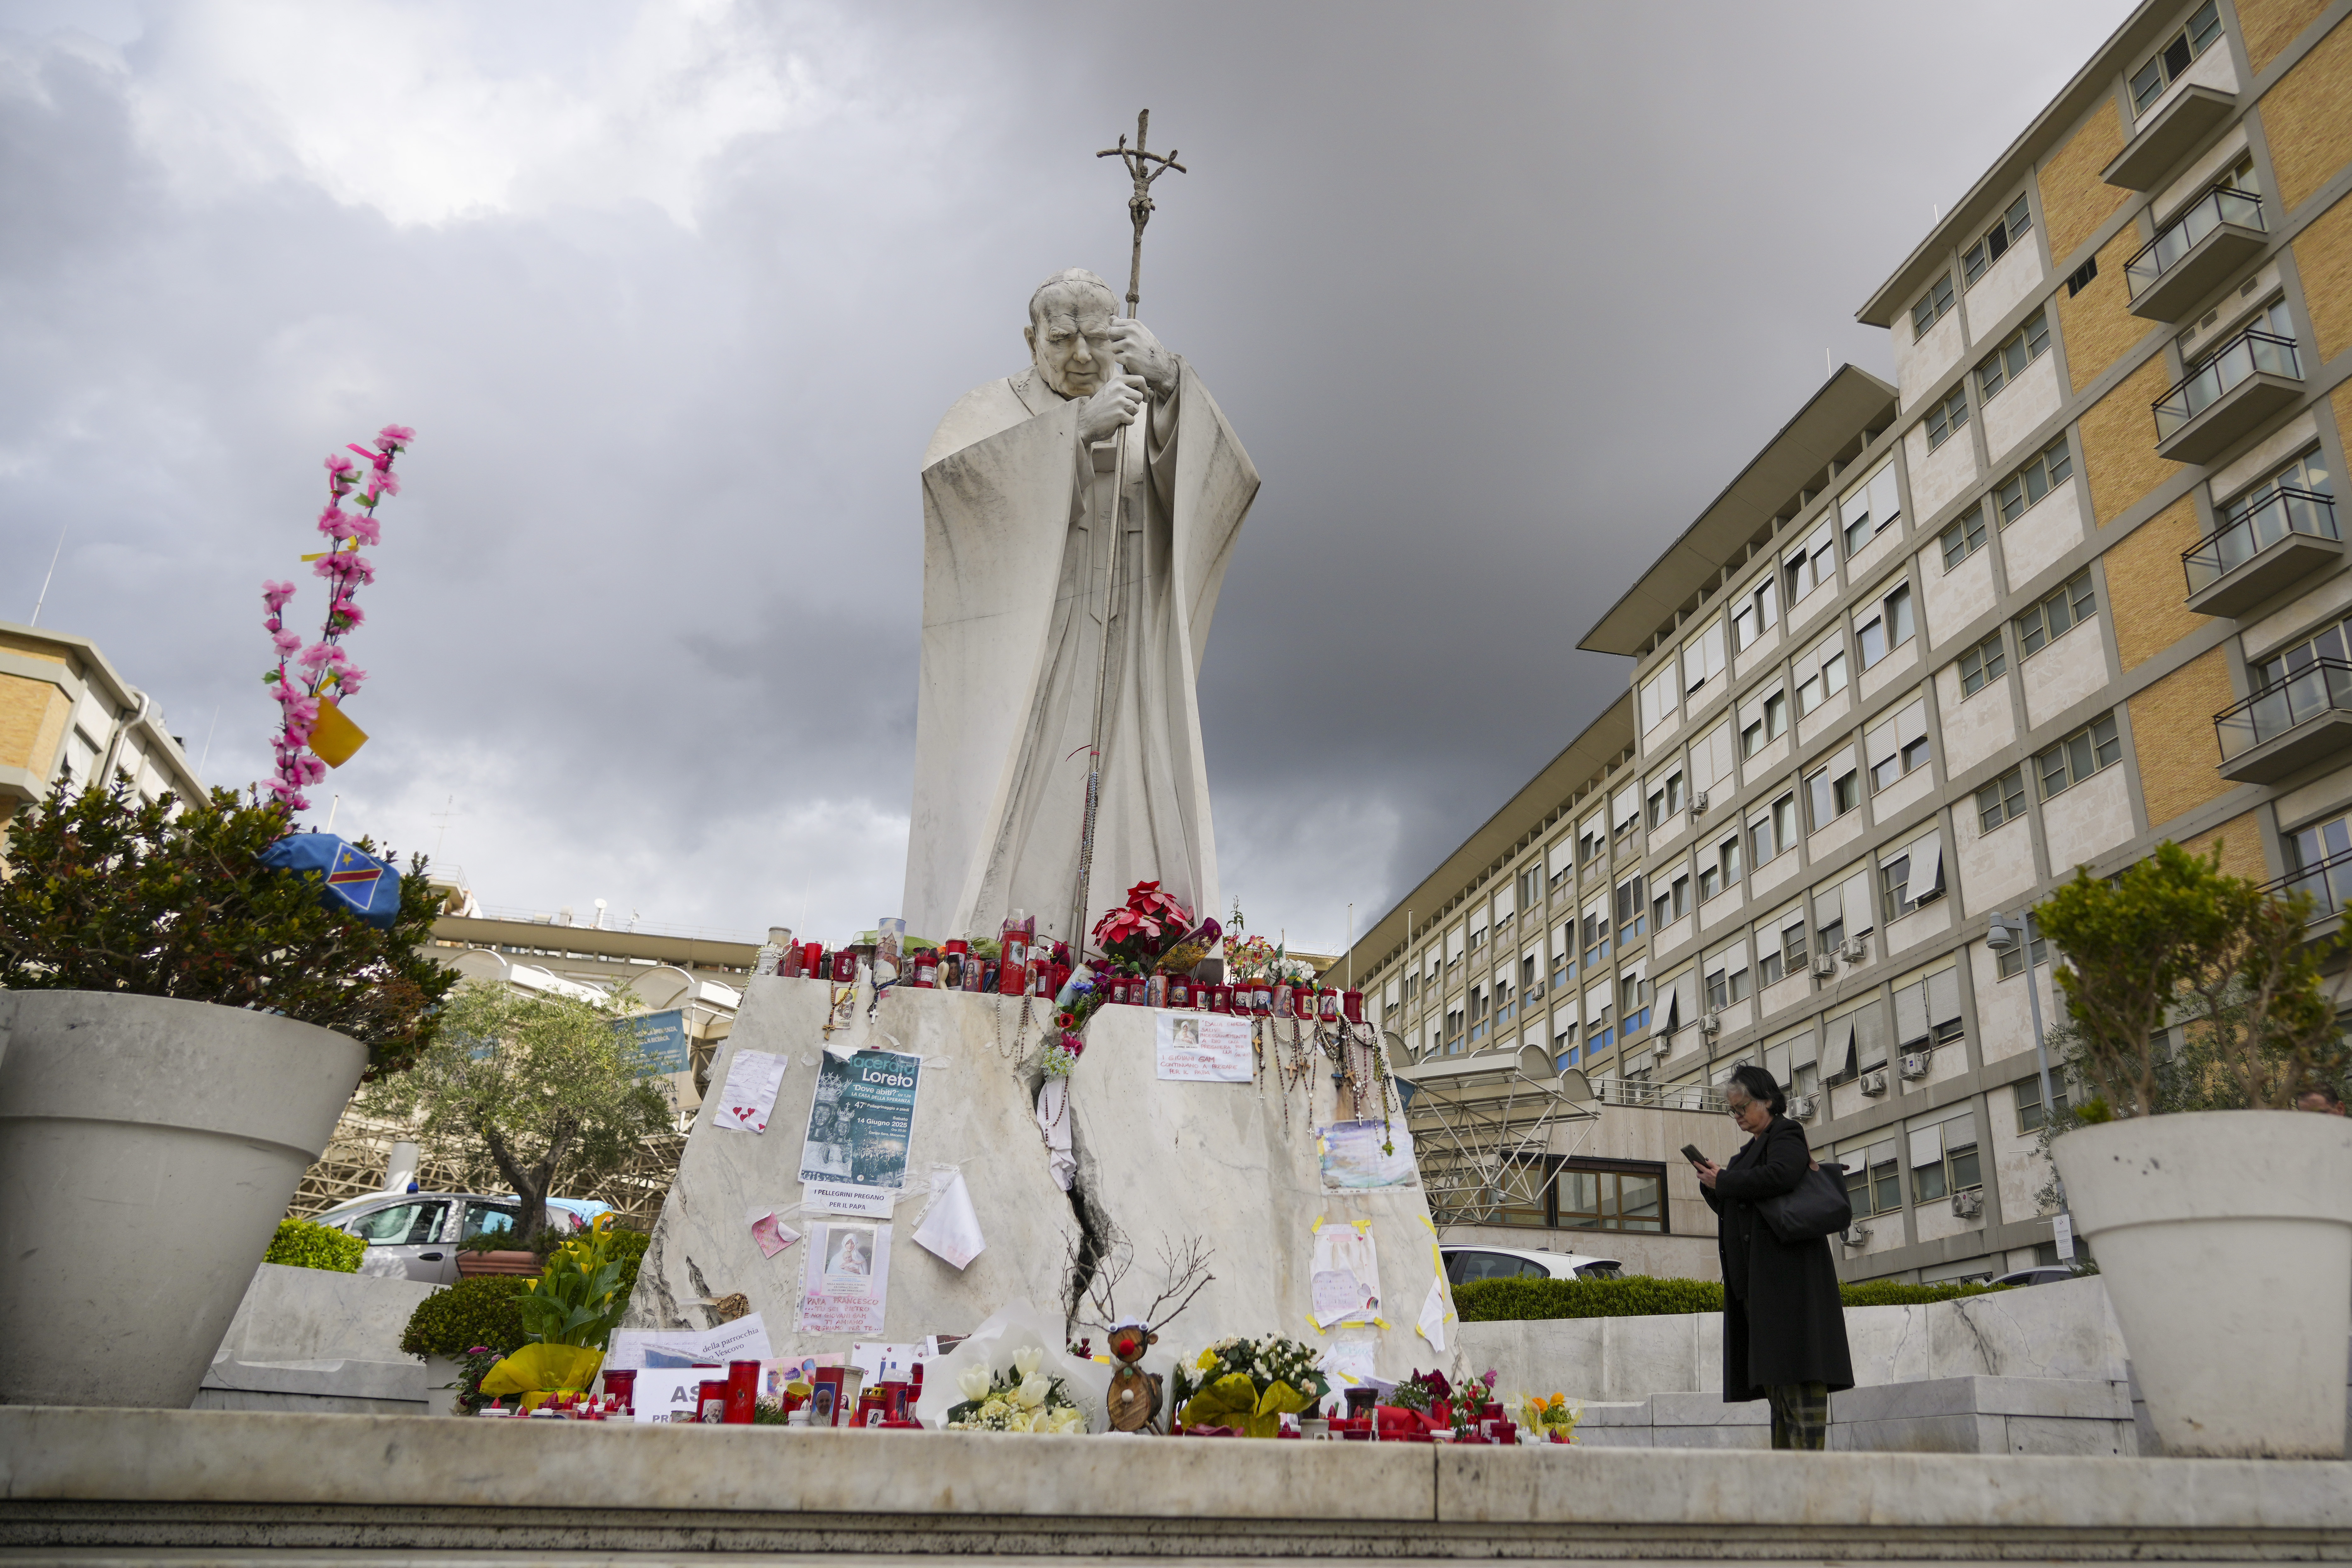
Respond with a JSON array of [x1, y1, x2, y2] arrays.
[[1123, 880, 1192, 928], [1092, 905, 1165, 950]]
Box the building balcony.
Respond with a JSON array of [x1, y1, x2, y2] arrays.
[[2126, 188, 2268, 322], [2183, 487, 2341, 617], [2153, 328, 2303, 465], [2269, 847, 2352, 922], [2215, 659, 2352, 783], [2104, 84, 2237, 190]]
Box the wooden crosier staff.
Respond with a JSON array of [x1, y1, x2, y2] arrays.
[[1066, 111, 1186, 951]]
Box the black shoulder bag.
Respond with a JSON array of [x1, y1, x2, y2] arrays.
[[1756, 1159, 1852, 1244]]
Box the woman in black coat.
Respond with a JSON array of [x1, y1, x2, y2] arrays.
[[1696, 1063, 1853, 1450]]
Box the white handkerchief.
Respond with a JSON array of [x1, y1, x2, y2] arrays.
[[715, 1048, 786, 1134], [912, 1168, 986, 1270], [1416, 1276, 1448, 1355]]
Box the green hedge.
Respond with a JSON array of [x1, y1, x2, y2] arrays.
[[399, 1275, 532, 1358], [263, 1218, 363, 1273], [1452, 1274, 2008, 1322]]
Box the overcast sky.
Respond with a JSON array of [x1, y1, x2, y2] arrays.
[[2, 0, 2136, 953]]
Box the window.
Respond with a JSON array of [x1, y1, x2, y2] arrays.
[[1940, 504, 1987, 570], [1739, 684, 1788, 758], [1748, 790, 1797, 868], [1926, 386, 1969, 451], [1640, 664, 1678, 733], [1614, 875, 1646, 942], [1518, 867, 1540, 910], [1839, 459, 1903, 556], [1865, 696, 1931, 790], [1909, 1113, 1981, 1204], [2130, 0, 2222, 115], [1794, 631, 1848, 717], [1879, 832, 1945, 921], [1650, 873, 1691, 929], [1975, 309, 2050, 403], [1732, 573, 1780, 652], [1698, 834, 1742, 902], [1804, 747, 1860, 830], [1995, 435, 2073, 525], [347, 1200, 451, 1246], [1892, 962, 1963, 1052], [1580, 905, 1609, 969], [460, 1200, 520, 1244], [1774, 909, 1808, 981], [1612, 783, 1642, 837], [2014, 1069, 2072, 1132], [1911, 272, 1955, 340], [1962, 194, 2033, 287], [2253, 613, 2352, 692], [1784, 518, 1836, 604], [2015, 568, 2096, 657], [1843, 1138, 1902, 1218], [2037, 712, 2121, 800], [1995, 911, 2048, 980], [1645, 766, 1686, 830], [1683, 617, 1726, 697], [2217, 446, 2336, 564], [1976, 765, 2029, 832], [1619, 971, 1652, 1034], [1556, 1160, 1667, 1234], [1856, 581, 1915, 669], [1957, 630, 2007, 698]]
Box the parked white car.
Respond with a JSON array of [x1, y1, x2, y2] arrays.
[[311, 1191, 582, 1285], [1441, 1244, 1624, 1285]]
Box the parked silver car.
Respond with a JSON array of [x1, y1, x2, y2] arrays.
[[1441, 1244, 1625, 1285], [312, 1192, 580, 1284]]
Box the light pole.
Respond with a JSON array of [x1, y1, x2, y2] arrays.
[[1987, 910, 2071, 1259]]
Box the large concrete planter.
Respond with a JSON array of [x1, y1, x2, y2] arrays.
[[0, 990, 366, 1409], [2052, 1109, 2352, 1457]]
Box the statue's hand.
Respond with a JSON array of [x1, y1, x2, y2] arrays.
[[1077, 373, 1148, 443], [1106, 319, 1177, 397]]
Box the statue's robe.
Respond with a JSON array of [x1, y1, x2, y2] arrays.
[[903, 360, 1258, 948]]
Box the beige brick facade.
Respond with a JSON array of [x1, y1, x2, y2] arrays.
[[0, 675, 66, 781], [2296, 190, 2352, 362], [2056, 229, 2158, 395], [2105, 497, 2208, 670], [2259, 16, 2352, 213], [2181, 811, 2271, 882], [2036, 97, 2128, 266], [2241, 0, 2332, 74], [2129, 645, 2237, 830], [2078, 356, 2184, 526]]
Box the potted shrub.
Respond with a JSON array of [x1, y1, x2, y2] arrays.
[[0, 779, 452, 1408], [2037, 842, 2352, 1457]]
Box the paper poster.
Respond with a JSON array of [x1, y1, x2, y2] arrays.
[[607, 1313, 774, 1370], [849, 1341, 928, 1383], [803, 1181, 897, 1218], [911, 1166, 985, 1270], [1416, 1276, 1448, 1354], [715, 1047, 787, 1134], [630, 1366, 719, 1423], [1155, 1012, 1253, 1082], [1317, 1119, 1419, 1191], [798, 1048, 922, 1191], [750, 1209, 800, 1259], [1311, 1224, 1382, 1327], [2054, 1211, 2075, 1260], [799, 1221, 890, 1334], [1320, 1337, 1378, 1388]]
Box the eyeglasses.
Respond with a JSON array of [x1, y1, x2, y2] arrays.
[[1725, 1100, 1756, 1118]]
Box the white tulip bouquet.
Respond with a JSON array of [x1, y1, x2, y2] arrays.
[[943, 1344, 1089, 1434]]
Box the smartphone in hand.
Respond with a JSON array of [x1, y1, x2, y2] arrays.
[[1681, 1143, 1707, 1166]]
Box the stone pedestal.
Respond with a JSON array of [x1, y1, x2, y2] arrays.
[[193, 1262, 438, 1417], [621, 980, 1446, 1385]]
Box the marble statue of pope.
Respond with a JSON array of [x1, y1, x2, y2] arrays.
[[903, 268, 1259, 949]]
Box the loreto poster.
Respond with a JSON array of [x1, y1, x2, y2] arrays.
[[1317, 1118, 1419, 1191], [1154, 1012, 1253, 1082], [798, 1048, 922, 1192]]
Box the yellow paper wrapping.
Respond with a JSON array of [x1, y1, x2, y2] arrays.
[[307, 697, 369, 768], [479, 1344, 605, 1411]]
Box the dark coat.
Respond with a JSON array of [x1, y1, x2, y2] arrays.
[[1701, 1115, 1854, 1402]]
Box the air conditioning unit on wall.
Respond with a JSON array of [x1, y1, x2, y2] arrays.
[[1860, 1068, 1889, 1097], [1700, 1011, 1722, 1036], [1841, 1224, 1871, 1249], [1811, 953, 1838, 979], [1900, 1052, 1931, 1080], [1789, 1093, 1818, 1120], [1841, 937, 1868, 963], [1951, 1190, 1984, 1219], [1691, 790, 1710, 815]]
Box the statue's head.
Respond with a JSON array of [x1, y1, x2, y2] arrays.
[[1025, 268, 1120, 400]]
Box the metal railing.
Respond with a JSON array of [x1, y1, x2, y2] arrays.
[[2125, 187, 2265, 300], [2154, 327, 2302, 440], [2268, 846, 2352, 920], [2214, 658, 2352, 761], [1589, 1076, 1729, 1113], [2182, 486, 2339, 593]]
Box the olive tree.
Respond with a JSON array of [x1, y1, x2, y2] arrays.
[[362, 978, 673, 1240]]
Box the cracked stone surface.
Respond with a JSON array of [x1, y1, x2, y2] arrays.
[[621, 980, 1450, 1386]]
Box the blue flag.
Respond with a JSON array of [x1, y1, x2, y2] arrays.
[[258, 832, 402, 930]]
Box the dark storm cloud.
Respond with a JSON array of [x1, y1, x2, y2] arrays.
[[0, 1, 2132, 949]]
